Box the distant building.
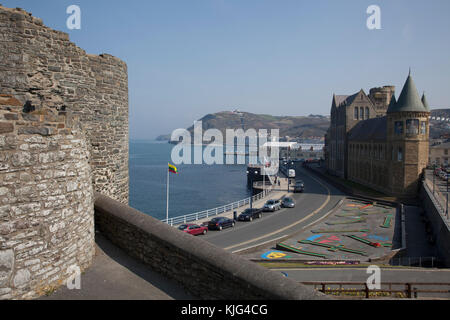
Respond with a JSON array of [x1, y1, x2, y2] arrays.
[[325, 72, 431, 197], [430, 141, 450, 167], [262, 142, 324, 161]]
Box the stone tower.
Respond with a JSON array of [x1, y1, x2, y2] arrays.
[[386, 72, 430, 196]]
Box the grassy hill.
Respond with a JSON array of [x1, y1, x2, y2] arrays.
[[184, 111, 329, 140]]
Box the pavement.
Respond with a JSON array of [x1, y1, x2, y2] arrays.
[[268, 267, 450, 299], [41, 233, 194, 300]]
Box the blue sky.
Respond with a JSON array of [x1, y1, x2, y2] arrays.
[[3, 0, 450, 139]]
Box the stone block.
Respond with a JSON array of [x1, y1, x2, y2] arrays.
[[0, 122, 13, 134], [0, 249, 14, 287]]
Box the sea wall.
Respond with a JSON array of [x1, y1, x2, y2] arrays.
[[0, 5, 129, 204], [94, 193, 328, 300], [419, 183, 450, 267], [0, 95, 95, 299]]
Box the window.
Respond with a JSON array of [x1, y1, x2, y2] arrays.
[[365, 107, 370, 119], [406, 119, 419, 136], [394, 121, 404, 135], [360, 107, 364, 120], [354, 107, 359, 120], [398, 147, 403, 162], [445, 149, 449, 156], [420, 122, 427, 135]]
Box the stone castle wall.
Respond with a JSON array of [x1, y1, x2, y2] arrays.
[[0, 6, 129, 204], [0, 96, 95, 299], [0, 5, 129, 299]]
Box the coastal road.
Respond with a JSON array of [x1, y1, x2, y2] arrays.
[[202, 164, 346, 252]]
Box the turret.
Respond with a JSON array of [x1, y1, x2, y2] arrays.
[[386, 71, 430, 197]]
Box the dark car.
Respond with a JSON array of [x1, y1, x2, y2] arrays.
[[208, 217, 235, 231], [281, 197, 295, 208], [238, 208, 263, 222], [294, 180, 305, 193]]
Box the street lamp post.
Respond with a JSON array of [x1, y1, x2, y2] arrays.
[[247, 170, 258, 209]]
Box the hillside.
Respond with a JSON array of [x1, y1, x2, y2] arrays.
[[157, 108, 449, 142], [430, 109, 450, 139], [183, 111, 330, 141]]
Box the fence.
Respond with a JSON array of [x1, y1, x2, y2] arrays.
[[162, 186, 274, 226], [389, 256, 438, 268], [302, 281, 450, 299]]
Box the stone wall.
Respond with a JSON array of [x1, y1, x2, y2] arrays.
[[0, 5, 129, 204], [0, 95, 95, 299], [94, 193, 327, 300], [420, 183, 450, 267]]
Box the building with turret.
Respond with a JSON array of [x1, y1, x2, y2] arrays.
[[325, 72, 430, 197]]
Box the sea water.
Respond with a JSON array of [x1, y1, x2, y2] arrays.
[[129, 140, 252, 220]]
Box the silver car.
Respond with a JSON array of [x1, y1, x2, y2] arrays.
[[263, 199, 282, 212], [281, 197, 295, 208]]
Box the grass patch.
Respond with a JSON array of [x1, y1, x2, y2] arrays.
[[256, 262, 413, 269]]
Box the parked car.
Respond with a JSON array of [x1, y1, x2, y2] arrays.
[[238, 208, 263, 222], [263, 199, 281, 212], [281, 197, 295, 208], [208, 217, 235, 231], [293, 180, 305, 193], [178, 224, 208, 236]]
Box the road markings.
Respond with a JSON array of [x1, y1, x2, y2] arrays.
[[231, 235, 289, 254], [224, 171, 332, 251]]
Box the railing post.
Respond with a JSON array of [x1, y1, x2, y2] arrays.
[[406, 284, 412, 298]]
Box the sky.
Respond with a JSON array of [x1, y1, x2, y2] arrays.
[[3, 0, 450, 139]]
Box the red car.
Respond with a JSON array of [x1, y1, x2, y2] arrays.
[[178, 224, 208, 236]]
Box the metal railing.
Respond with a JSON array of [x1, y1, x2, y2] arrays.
[[302, 281, 450, 299], [389, 256, 438, 268], [162, 185, 274, 226]]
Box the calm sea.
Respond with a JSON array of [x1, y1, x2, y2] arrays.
[[129, 140, 252, 220]]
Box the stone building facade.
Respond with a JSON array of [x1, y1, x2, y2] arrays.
[[325, 73, 430, 197], [0, 6, 129, 299]]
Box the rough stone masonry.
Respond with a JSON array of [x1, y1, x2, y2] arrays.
[[0, 5, 129, 299]]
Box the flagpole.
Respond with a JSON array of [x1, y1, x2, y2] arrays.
[[166, 166, 169, 224]]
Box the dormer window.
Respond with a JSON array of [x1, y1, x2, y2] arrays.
[[354, 107, 359, 120], [360, 107, 364, 120]]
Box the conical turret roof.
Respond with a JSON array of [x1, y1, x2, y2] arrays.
[[421, 93, 431, 112], [387, 72, 427, 113]]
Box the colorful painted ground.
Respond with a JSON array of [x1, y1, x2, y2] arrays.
[[254, 199, 399, 262]]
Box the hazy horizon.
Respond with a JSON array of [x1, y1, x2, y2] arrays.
[[4, 0, 450, 139]]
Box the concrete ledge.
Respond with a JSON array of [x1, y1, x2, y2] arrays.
[[94, 193, 329, 300]]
